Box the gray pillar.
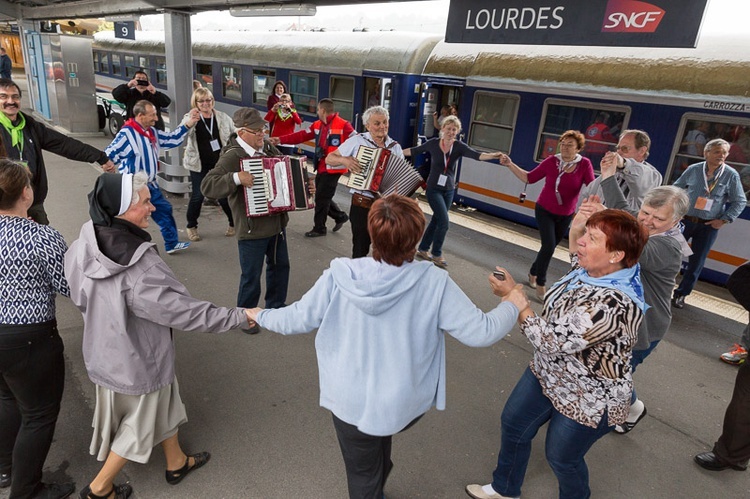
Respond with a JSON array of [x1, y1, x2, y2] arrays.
[[158, 11, 193, 194]]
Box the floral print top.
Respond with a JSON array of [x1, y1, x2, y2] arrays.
[[522, 257, 643, 428]]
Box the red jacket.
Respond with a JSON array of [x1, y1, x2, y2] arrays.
[[277, 113, 354, 174], [265, 108, 302, 138]]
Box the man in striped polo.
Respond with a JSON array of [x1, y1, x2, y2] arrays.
[[106, 100, 199, 253]]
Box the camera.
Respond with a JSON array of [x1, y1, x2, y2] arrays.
[[519, 192, 527, 203], [136, 80, 149, 86], [492, 270, 506, 280]]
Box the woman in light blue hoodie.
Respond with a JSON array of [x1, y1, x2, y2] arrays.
[[249, 194, 528, 499]]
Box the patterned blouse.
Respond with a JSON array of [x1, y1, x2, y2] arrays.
[[0, 215, 69, 325], [522, 257, 643, 428]]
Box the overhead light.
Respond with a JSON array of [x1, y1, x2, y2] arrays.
[[230, 3, 316, 17]]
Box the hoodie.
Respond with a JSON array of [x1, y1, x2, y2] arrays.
[[257, 257, 519, 436], [65, 220, 247, 395]]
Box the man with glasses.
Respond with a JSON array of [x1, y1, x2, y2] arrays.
[[113, 70, 171, 130], [201, 108, 290, 334], [581, 129, 662, 211], [0, 77, 115, 224]]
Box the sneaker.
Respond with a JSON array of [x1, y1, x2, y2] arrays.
[[304, 229, 326, 238], [332, 215, 349, 232], [225, 225, 236, 237], [244, 321, 261, 335], [187, 227, 201, 241], [672, 294, 685, 309], [166, 242, 190, 254], [465, 483, 518, 499], [720, 344, 748, 365], [33, 482, 74, 499], [528, 273, 537, 289], [0, 472, 9, 488]]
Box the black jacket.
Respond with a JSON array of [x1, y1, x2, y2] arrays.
[[112, 84, 171, 130]]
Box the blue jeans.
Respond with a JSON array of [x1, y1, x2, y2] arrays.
[[531, 204, 573, 286], [491, 368, 612, 499], [187, 171, 233, 229], [675, 219, 719, 297], [148, 183, 179, 250], [237, 231, 290, 309], [419, 188, 454, 258], [630, 340, 660, 403]]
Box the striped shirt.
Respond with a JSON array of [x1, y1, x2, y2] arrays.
[[105, 124, 190, 182]]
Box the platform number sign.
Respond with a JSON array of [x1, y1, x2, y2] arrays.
[[115, 21, 136, 40]]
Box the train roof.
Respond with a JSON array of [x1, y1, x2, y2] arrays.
[[423, 34, 750, 102], [93, 30, 441, 76]]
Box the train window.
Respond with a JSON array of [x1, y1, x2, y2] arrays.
[[92, 52, 99, 72], [537, 100, 628, 166], [290, 73, 319, 114], [468, 92, 518, 152], [253, 69, 275, 106], [100, 53, 109, 74], [155, 57, 167, 85], [668, 116, 750, 196], [124, 56, 137, 78], [111, 54, 121, 76], [222, 65, 242, 101], [330, 76, 354, 122], [138, 56, 150, 75], [196, 63, 213, 93]]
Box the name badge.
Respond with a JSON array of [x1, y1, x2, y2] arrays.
[[695, 196, 713, 211], [437, 174, 448, 187], [210, 139, 221, 151]]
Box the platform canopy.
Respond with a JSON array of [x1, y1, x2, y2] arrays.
[[0, 0, 427, 21]]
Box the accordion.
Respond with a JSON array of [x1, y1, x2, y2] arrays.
[[346, 145, 424, 197], [241, 156, 315, 217]]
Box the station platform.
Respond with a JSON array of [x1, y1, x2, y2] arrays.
[[2, 124, 748, 498]]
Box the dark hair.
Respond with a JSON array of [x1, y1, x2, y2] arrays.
[[133, 99, 155, 117], [620, 129, 651, 157], [560, 129, 585, 150], [368, 195, 425, 266], [0, 77, 21, 98], [318, 98, 335, 113], [586, 209, 648, 268], [0, 159, 32, 210], [134, 70, 148, 79]]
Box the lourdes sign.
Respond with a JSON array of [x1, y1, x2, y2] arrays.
[[446, 0, 709, 48]]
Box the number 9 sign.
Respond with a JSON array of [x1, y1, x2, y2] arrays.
[[114, 21, 136, 40]]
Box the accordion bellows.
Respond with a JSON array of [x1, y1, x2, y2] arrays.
[[347, 145, 424, 197], [241, 156, 315, 217]]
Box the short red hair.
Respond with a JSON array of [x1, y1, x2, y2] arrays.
[[586, 209, 648, 268], [368, 195, 425, 266]]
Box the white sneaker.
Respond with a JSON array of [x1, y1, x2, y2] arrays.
[[166, 242, 190, 254], [528, 274, 537, 289], [465, 483, 519, 499]]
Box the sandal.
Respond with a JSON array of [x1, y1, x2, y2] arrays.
[[79, 483, 133, 499], [415, 250, 432, 261], [165, 451, 211, 485], [432, 257, 448, 269], [613, 406, 648, 434]]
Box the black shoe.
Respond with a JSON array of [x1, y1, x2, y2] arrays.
[[166, 452, 211, 485], [79, 483, 133, 499], [244, 322, 261, 335], [333, 215, 349, 232], [304, 229, 326, 238], [694, 452, 748, 471], [672, 295, 685, 308], [32, 482, 74, 499], [0, 472, 10, 488]]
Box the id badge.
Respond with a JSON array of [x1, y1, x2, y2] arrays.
[[437, 174, 448, 187], [210, 139, 221, 151], [695, 196, 713, 211]]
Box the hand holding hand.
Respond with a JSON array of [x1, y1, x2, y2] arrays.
[[499, 153, 512, 167], [268, 137, 281, 146], [101, 160, 116, 173], [599, 152, 618, 178], [237, 171, 255, 188], [187, 109, 200, 127], [246, 308, 262, 323], [504, 285, 530, 312]]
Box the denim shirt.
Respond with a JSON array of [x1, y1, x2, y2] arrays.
[[673, 161, 747, 221]]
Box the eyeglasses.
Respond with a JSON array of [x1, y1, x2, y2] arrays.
[[241, 127, 268, 135], [196, 99, 214, 104], [615, 145, 632, 152], [0, 93, 21, 101]]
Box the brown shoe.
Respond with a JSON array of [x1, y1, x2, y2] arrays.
[[186, 227, 201, 242], [535, 285, 546, 303]]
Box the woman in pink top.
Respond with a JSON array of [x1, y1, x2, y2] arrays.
[[500, 130, 594, 301]]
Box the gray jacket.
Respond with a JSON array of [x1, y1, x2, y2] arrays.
[[179, 110, 235, 173], [65, 220, 247, 395]]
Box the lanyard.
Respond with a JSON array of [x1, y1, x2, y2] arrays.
[[200, 113, 214, 137], [443, 143, 453, 174], [702, 163, 724, 195]]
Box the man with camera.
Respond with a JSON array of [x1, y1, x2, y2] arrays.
[[113, 70, 171, 131]]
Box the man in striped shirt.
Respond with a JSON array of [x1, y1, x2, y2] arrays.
[[106, 100, 199, 253]]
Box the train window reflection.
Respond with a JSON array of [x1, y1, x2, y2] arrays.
[[253, 69, 275, 106], [222, 65, 242, 101], [330, 76, 354, 122], [469, 92, 518, 152], [124, 56, 136, 78], [196, 63, 213, 93], [537, 100, 628, 166], [669, 116, 750, 196], [290, 73, 319, 114], [99, 53, 109, 73], [111, 54, 121, 76], [155, 57, 167, 85]]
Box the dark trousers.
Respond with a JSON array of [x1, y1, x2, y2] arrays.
[[531, 204, 574, 286], [675, 219, 719, 297], [237, 231, 289, 309], [187, 170, 233, 229], [313, 173, 347, 233], [349, 204, 371, 258], [331, 413, 421, 499], [0, 323, 65, 499], [713, 358, 750, 467]]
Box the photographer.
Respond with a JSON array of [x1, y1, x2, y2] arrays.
[[113, 70, 171, 131], [264, 93, 302, 155]]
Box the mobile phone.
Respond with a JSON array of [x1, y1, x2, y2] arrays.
[[492, 270, 506, 280], [136, 80, 149, 86]]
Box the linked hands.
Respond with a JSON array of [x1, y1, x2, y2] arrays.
[[101, 160, 116, 173]]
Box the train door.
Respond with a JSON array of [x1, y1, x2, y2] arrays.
[[416, 83, 462, 140], [360, 76, 392, 131], [23, 31, 51, 119]]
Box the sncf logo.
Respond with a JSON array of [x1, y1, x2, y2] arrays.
[[601, 0, 665, 33]]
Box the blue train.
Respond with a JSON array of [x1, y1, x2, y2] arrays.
[[92, 29, 750, 284]]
